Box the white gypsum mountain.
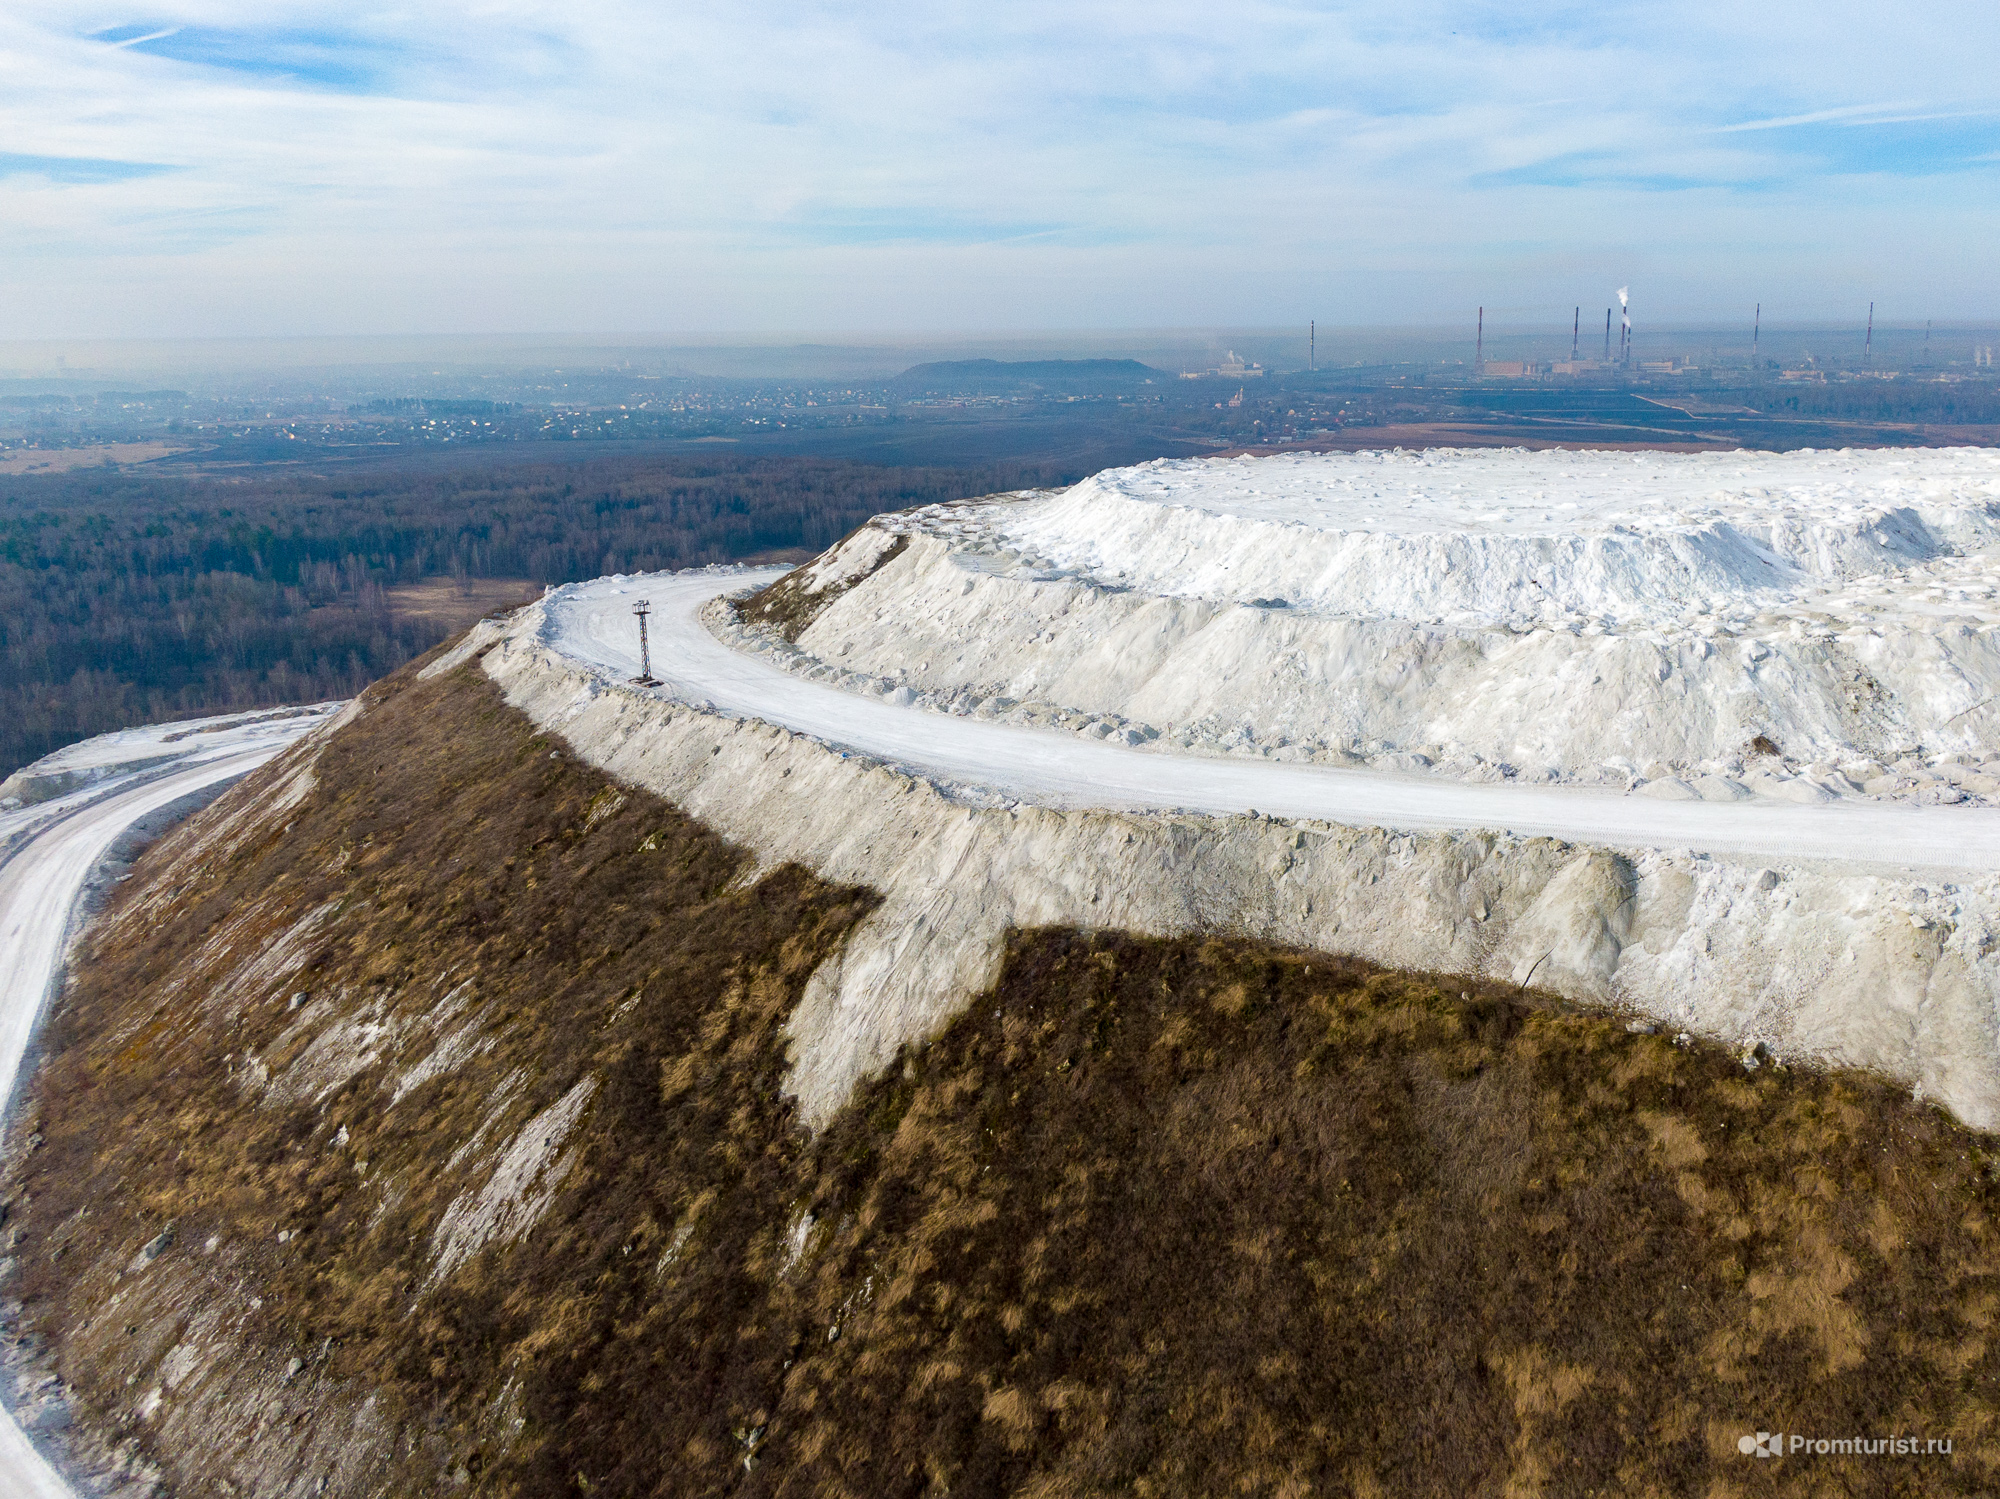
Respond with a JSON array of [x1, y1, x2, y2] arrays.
[[723, 447, 2000, 805], [437, 541, 2000, 1133]]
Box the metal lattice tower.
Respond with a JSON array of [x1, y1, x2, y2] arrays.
[[632, 600, 660, 685]]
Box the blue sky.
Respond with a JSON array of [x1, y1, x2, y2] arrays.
[[2, 1, 1997, 338]]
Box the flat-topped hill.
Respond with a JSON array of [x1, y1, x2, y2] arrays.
[[1012, 447, 2000, 625], [734, 447, 2000, 801]]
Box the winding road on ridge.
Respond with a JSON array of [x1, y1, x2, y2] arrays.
[[0, 710, 334, 1498], [544, 568, 2000, 877]]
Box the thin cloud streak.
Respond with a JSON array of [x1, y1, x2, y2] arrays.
[[1715, 102, 1999, 133], [101, 26, 183, 49]]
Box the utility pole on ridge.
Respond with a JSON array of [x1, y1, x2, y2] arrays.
[[632, 600, 660, 686]]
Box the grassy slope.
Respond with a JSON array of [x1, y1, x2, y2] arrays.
[[10, 657, 2000, 1496]]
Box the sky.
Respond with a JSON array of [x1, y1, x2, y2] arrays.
[[3, 1, 1998, 340]]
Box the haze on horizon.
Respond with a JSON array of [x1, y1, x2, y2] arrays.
[[4, 0, 1998, 343]]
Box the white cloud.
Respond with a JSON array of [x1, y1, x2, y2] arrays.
[[1, 1, 1997, 336]]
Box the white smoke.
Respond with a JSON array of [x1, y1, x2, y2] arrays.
[[1617, 286, 1628, 309]]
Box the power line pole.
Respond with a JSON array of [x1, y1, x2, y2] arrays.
[[632, 600, 660, 685]]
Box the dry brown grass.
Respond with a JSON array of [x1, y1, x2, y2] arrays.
[[736, 532, 907, 640], [10, 659, 2000, 1496], [9, 655, 873, 1492]]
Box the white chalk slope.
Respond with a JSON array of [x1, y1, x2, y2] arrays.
[[452, 553, 2000, 1134], [0, 705, 339, 1499], [752, 447, 2000, 803]]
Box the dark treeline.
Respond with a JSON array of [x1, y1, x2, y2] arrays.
[[1748, 382, 2000, 424], [0, 453, 1073, 779]]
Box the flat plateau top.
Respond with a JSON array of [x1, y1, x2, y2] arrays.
[[964, 446, 2000, 625], [1076, 447, 2000, 537]]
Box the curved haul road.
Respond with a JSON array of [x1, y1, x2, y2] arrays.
[[547, 569, 2000, 877], [0, 711, 333, 1498]]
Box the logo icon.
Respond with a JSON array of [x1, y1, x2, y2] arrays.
[[1738, 1432, 1784, 1458]]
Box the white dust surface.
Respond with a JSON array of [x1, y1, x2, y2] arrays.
[[746, 448, 2000, 802], [1007, 447, 2000, 627]]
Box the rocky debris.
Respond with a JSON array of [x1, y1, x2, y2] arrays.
[[125, 1224, 174, 1275]]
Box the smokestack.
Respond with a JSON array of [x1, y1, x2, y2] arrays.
[[1477, 306, 1484, 374], [1310, 320, 1315, 372], [1618, 287, 1631, 366], [1753, 302, 1760, 360], [1572, 306, 1579, 360], [1604, 308, 1612, 361], [1866, 301, 1874, 364]]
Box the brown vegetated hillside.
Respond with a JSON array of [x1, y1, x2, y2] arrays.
[[9, 649, 2000, 1495]]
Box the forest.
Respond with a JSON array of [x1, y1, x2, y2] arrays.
[[0, 452, 1071, 779], [1745, 380, 2000, 424]]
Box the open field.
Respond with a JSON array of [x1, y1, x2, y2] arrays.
[[384, 578, 540, 631], [0, 442, 187, 475]]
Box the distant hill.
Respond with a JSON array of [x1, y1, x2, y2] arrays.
[[891, 357, 1161, 393]]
